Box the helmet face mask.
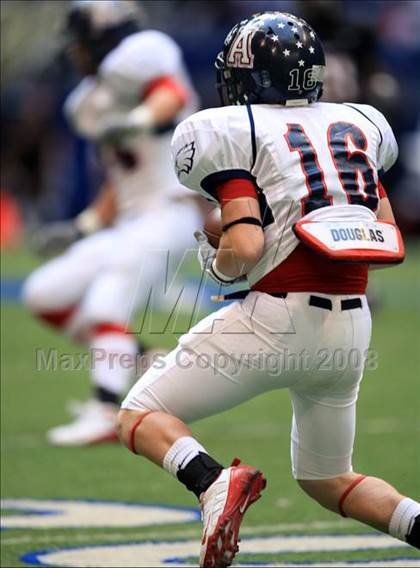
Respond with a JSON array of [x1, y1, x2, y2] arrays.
[[215, 12, 326, 107], [216, 52, 243, 106]]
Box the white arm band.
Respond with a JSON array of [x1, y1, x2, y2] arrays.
[[210, 259, 238, 284]]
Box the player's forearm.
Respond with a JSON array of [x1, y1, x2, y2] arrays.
[[214, 247, 248, 279], [127, 86, 186, 129], [144, 85, 187, 126], [214, 229, 264, 278], [213, 196, 264, 278], [96, 83, 187, 140]]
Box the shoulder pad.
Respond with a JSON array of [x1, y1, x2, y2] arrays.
[[171, 106, 255, 201], [100, 31, 182, 95], [344, 103, 398, 172]]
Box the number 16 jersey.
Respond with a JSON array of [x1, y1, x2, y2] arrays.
[[172, 101, 398, 289]]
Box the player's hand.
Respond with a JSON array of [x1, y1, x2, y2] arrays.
[[194, 230, 216, 272], [96, 113, 134, 142], [31, 221, 82, 257], [194, 231, 244, 286], [96, 106, 152, 143]]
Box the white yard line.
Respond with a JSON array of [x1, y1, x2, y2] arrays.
[[0, 519, 355, 545]]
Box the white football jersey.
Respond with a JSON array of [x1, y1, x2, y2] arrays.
[[172, 102, 398, 286], [65, 30, 199, 218]]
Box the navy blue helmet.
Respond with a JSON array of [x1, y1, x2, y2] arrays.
[[216, 12, 325, 106]]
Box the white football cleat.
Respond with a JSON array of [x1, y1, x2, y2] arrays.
[[46, 400, 119, 446], [66, 399, 88, 417], [199, 458, 266, 567]]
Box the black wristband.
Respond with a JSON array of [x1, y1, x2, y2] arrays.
[[222, 216, 262, 232]]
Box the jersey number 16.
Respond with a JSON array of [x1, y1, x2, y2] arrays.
[[285, 122, 379, 215]]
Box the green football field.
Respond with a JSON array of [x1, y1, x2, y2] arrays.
[[1, 243, 420, 567]]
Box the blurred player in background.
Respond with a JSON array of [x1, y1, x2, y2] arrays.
[[117, 11, 420, 567], [23, 0, 201, 446]]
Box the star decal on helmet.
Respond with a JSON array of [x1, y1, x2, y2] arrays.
[[175, 141, 196, 176]]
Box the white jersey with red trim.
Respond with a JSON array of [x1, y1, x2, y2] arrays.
[[172, 101, 398, 286], [65, 30, 199, 219]]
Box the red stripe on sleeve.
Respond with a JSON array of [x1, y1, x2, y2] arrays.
[[142, 76, 189, 106], [216, 179, 258, 209], [378, 180, 387, 199]]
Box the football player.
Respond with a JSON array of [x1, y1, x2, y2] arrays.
[[118, 11, 419, 567], [23, 0, 202, 446]]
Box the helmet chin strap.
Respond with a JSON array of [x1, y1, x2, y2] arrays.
[[317, 86, 324, 101]]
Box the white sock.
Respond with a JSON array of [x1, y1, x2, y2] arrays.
[[163, 436, 208, 477], [90, 333, 138, 396], [389, 497, 420, 542]]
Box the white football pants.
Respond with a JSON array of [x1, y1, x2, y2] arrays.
[[23, 199, 202, 335], [122, 291, 372, 479]]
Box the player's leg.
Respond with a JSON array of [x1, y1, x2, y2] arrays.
[[42, 200, 200, 446], [24, 229, 139, 445], [22, 232, 111, 338], [46, 258, 141, 446], [118, 290, 298, 454], [291, 389, 419, 541], [80, 202, 202, 402], [84, 198, 203, 400], [46, 201, 200, 446], [118, 299, 278, 453], [290, 299, 420, 549], [298, 474, 419, 546], [118, 299, 281, 566], [82, 269, 141, 395]]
